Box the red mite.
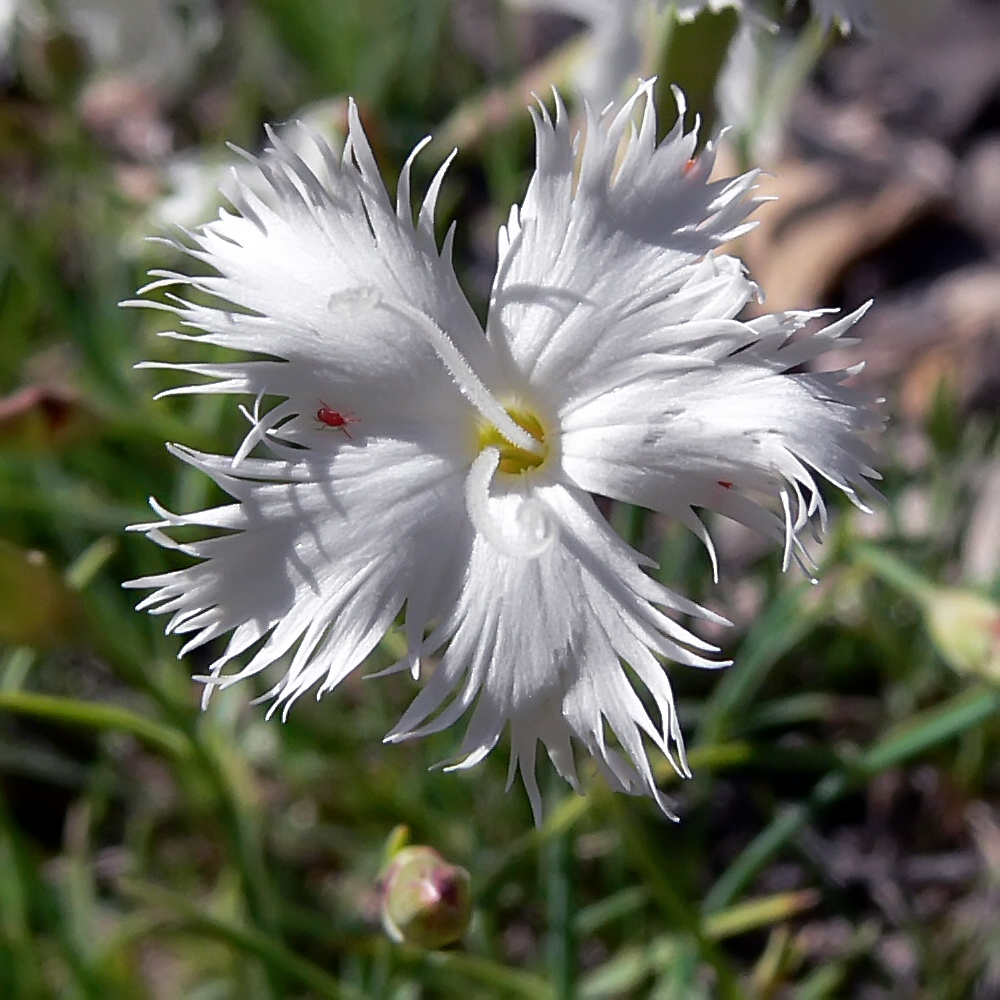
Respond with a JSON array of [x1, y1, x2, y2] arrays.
[[316, 404, 359, 438]]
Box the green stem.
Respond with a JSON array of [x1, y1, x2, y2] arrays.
[[545, 824, 575, 1000], [736, 18, 828, 171], [414, 949, 554, 1000], [606, 797, 742, 1000], [852, 544, 935, 604], [190, 729, 281, 940], [697, 582, 834, 747]]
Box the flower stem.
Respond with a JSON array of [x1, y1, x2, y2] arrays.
[[851, 544, 935, 604], [544, 821, 575, 1000]]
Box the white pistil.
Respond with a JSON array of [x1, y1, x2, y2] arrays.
[[465, 448, 558, 559]]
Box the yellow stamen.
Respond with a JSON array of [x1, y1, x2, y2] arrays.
[[477, 408, 547, 475]]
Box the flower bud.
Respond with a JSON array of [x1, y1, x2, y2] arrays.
[[924, 588, 1000, 682], [380, 845, 471, 949], [855, 547, 1000, 683]]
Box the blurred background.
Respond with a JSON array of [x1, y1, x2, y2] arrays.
[[2, 0, 1000, 997]]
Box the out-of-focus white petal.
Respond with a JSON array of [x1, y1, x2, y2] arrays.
[[796, 0, 866, 32], [673, 0, 876, 34], [57, 0, 219, 95], [671, 0, 743, 21], [715, 21, 792, 165], [513, 0, 644, 110], [790, 0, 951, 35]]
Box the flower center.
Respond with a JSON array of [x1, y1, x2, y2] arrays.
[[477, 408, 547, 475]]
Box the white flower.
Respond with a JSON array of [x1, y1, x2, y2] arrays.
[[57, 0, 219, 95], [0, 0, 23, 67], [0, 0, 48, 73], [509, 0, 645, 109], [672, 0, 743, 21], [797, 0, 870, 33], [126, 81, 879, 822], [675, 0, 912, 34], [505, 0, 860, 113]]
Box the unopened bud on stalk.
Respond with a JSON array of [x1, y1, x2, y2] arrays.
[[924, 588, 1000, 682], [856, 546, 1000, 683], [380, 843, 471, 949]]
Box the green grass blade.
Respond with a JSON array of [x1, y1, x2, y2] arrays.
[[119, 880, 367, 1000], [703, 686, 1000, 914], [697, 581, 836, 747], [0, 691, 193, 761]]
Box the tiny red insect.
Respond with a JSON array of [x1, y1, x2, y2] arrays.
[[316, 404, 359, 438]]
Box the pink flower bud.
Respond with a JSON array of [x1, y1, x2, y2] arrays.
[[380, 846, 471, 949]]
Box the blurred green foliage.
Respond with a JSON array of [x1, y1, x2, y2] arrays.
[[0, 1, 999, 998]]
